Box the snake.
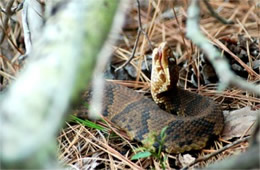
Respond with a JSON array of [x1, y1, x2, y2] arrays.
[[74, 42, 224, 153]]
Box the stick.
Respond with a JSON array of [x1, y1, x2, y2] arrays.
[[181, 136, 250, 170], [0, 0, 123, 168], [202, 0, 234, 24], [115, 0, 153, 72], [0, 0, 15, 43], [186, 0, 260, 95]]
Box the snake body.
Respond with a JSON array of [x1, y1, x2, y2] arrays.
[[75, 42, 224, 153]]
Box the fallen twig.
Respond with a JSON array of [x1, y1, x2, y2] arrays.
[[115, 0, 153, 72], [205, 115, 259, 169], [181, 136, 250, 170], [0, 0, 15, 43], [202, 0, 234, 24], [186, 0, 260, 95]]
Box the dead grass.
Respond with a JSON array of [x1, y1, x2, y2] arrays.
[[0, 0, 259, 169], [58, 1, 259, 169]]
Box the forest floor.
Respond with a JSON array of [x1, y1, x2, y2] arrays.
[[58, 1, 259, 169], [0, 0, 259, 169]]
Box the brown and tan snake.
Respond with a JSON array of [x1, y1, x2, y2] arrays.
[[74, 42, 224, 153]]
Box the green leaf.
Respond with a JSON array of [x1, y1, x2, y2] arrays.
[[160, 126, 168, 139], [69, 115, 106, 130], [133, 147, 147, 152], [131, 151, 152, 160]]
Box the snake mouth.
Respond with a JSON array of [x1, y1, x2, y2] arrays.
[[157, 42, 177, 79], [158, 46, 165, 74], [157, 42, 171, 81], [150, 42, 172, 93], [151, 42, 178, 94]]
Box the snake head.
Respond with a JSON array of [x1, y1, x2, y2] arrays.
[[151, 42, 179, 102]]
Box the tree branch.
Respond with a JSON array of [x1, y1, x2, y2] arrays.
[[0, 0, 122, 168], [115, 0, 153, 71], [202, 0, 234, 24], [186, 0, 260, 96]]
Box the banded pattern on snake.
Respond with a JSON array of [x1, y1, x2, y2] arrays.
[[74, 42, 224, 153]]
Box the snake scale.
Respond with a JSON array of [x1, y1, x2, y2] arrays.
[[75, 42, 224, 153]]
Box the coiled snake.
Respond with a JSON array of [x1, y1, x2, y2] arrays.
[[75, 42, 224, 153]]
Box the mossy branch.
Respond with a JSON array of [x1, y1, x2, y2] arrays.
[[0, 0, 123, 168]]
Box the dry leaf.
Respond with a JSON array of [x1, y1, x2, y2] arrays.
[[178, 154, 196, 168], [222, 106, 259, 140]]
